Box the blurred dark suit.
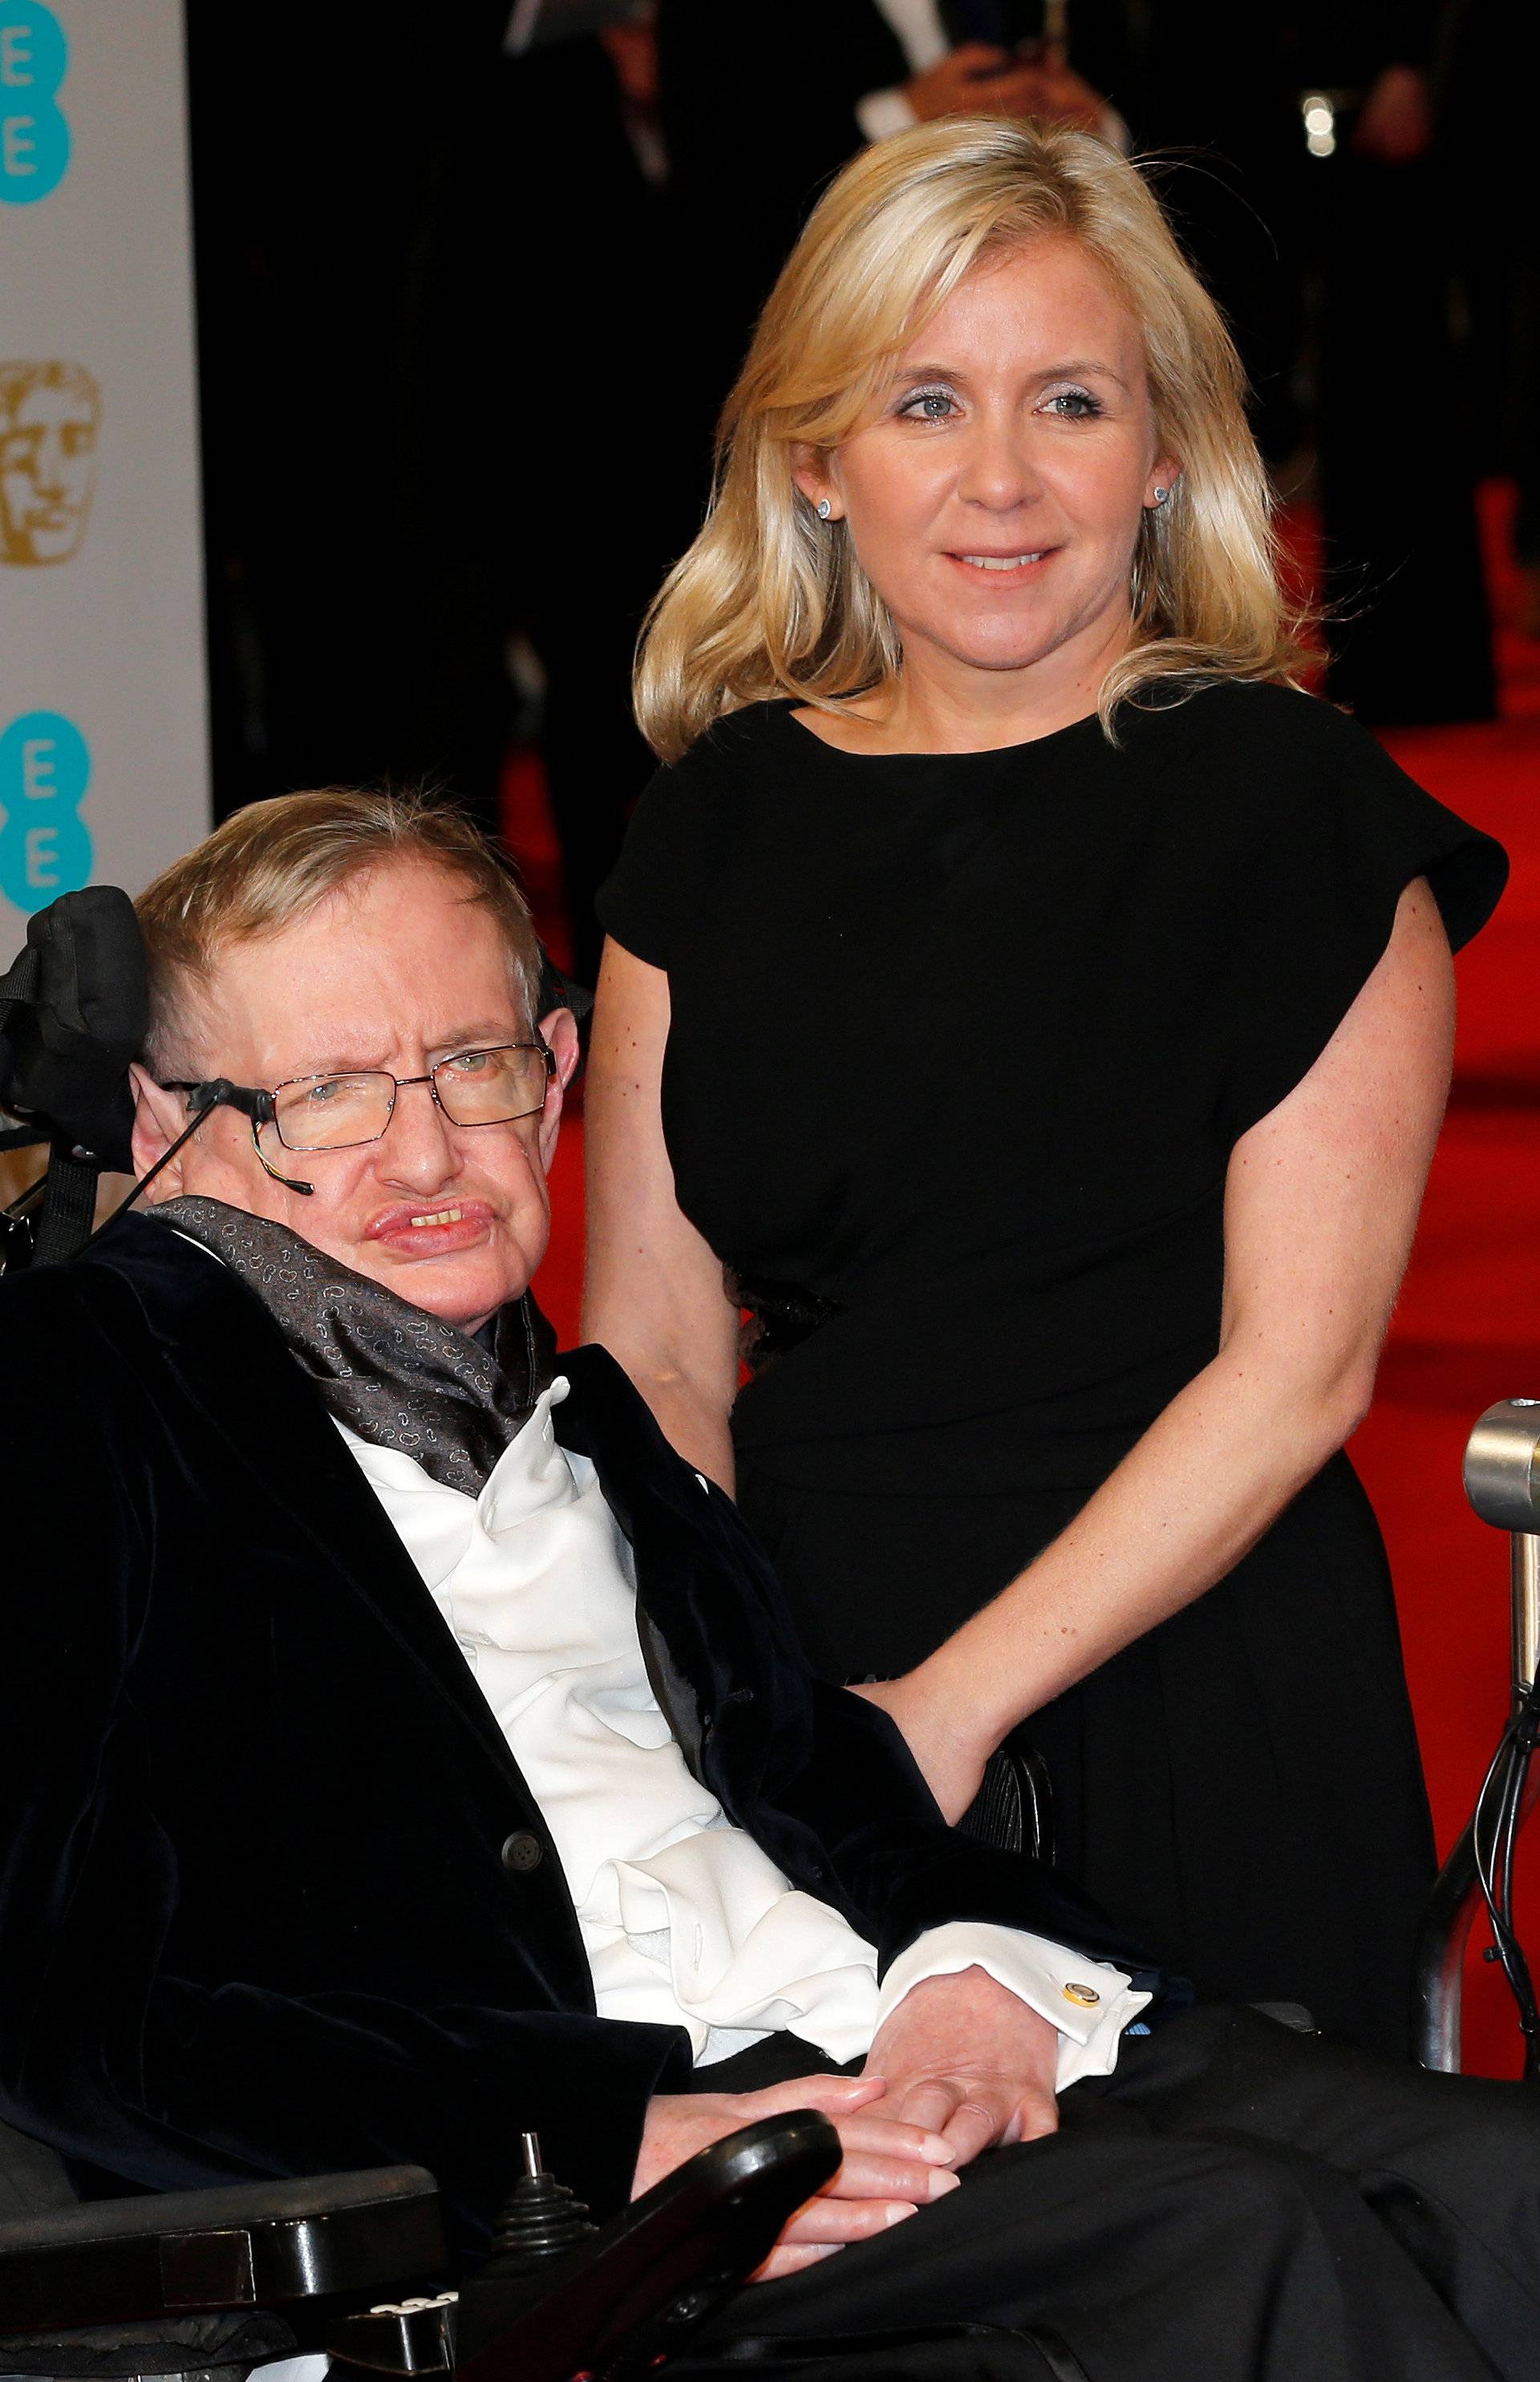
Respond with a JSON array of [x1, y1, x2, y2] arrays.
[[188, 4, 518, 822], [1127, 2, 1493, 723], [657, 1, 1132, 483], [189, 6, 670, 978]]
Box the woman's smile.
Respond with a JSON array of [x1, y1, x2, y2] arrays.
[[948, 547, 1055, 576]]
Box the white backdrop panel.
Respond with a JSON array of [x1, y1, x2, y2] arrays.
[[0, 0, 207, 942]]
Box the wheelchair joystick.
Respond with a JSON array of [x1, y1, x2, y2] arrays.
[[477, 2133, 598, 2280]]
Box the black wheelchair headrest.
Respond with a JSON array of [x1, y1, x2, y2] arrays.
[[0, 889, 147, 1172]]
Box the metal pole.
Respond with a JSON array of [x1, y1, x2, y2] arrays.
[[1415, 1403, 1540, 2071], [1513, 1532, 1540, 1702]]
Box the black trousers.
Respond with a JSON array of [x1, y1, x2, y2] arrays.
[[679, 2007, 1540, 2380]]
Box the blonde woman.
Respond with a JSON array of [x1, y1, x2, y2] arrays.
[[583, 118, 1506, 2053]]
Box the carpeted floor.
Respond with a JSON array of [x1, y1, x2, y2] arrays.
[[509, 490, 1540, 2074], [1348, 495, 1540, 2075]]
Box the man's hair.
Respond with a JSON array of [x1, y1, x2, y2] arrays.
[[136, 788, 545, 1078]]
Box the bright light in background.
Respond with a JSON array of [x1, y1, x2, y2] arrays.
[[1303, 94, 1337, 158]]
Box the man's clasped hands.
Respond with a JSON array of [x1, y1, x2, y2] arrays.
[[633, 1964, 1061, 2279]]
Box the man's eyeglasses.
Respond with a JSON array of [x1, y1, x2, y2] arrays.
[[165, 1043, 557, 1157]]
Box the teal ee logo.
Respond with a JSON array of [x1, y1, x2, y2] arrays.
[[0, 4, 70, 204], [0, 711, 91, 911]]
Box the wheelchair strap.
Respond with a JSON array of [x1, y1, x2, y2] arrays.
[[31, 1147, 102, 1268]]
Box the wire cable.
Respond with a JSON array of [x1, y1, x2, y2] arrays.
[[1470, 1683, 1540, 2076]]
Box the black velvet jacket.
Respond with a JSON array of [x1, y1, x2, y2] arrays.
[[0, 1218, 1165, 2251]]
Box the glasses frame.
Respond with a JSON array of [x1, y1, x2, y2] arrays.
[[164, 1040, 557, 1171]]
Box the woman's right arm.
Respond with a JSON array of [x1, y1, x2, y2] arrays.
[[582, 936, 742, 1491]]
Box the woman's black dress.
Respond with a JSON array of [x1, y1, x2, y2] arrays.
[[597, 680, 1507, 2054]]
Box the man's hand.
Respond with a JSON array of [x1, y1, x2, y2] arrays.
[[1013, 57, 1107, 133], [633, 2072, 961, 2280], [847, 1670, 993, 1824], [865, 1966, 1060, 2166], [906, 43, 1044, 125]]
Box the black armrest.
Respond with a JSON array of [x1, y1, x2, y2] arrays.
[[0, 2169, 447, 2336], [325, 2114, 843, 2382], [958, 1742, 1055, 1862]]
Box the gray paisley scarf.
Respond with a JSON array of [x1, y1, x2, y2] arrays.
[[148, 1194, 556, 1495]]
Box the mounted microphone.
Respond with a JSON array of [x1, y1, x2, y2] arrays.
[[114, 1077, 315, 1224], [186, 1080, 315, 1197]]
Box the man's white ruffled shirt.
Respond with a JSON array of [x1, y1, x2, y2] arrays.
[[340, 1379, 1149, 2086]]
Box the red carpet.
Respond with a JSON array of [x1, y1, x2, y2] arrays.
[[509, 490, 1540, 2074], [1348, 487, 1540, 2074]]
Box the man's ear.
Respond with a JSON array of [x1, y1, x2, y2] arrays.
[[128, 1063, 189, 1197], [541, 1007, 581, 1089], [535, 1007, 581, 1173]]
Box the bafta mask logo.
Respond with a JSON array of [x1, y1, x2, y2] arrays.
[[0, 362, 99, 565]]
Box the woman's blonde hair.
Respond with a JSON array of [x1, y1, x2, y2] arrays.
[[635, 116, 1309, 760]]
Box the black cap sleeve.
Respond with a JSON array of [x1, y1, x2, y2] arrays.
[[595, 762, 692, 971], [1214, 691, 1507, 1145]]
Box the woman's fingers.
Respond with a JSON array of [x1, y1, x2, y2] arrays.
[[831, 2111, 955, 2165], [739, 2072, 887, 2119], [785, 2193, 922, 2243], [821, 2148, 962, 2205], [745, 2108, 977, 2285], [732, 2076, 954, 2168], [752, 2240, 841, 2281]]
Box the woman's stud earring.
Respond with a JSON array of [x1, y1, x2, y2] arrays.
[[817, 498, 833, 521], [1150, 486, 1170, 508]]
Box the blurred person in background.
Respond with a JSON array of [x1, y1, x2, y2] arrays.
[[656, 1, 1125, 495], [1278, 2, 1496, 723], [188, 6, 513, 825], [190, 1, 669, 986], [1438, 0, 1540, 642], [1079, 0, 1497, 723], [501, 2, 679, 983]]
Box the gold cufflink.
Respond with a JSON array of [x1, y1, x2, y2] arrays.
[[1063, 1981, 1101, 2007]]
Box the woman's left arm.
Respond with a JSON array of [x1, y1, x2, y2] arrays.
[[853, 877, 1457, 1821]]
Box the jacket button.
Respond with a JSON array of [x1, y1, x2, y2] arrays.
[[500, 1830, 544, 1875]]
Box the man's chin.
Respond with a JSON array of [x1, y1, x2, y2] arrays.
[[355, 1240, 537, 1332]]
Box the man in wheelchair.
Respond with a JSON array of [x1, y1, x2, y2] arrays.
[[2, 788, 1538, 2382]]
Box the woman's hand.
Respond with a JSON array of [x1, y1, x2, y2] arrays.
[[848, 1671, 994, 1824], [633, 2072, 961, 2280]]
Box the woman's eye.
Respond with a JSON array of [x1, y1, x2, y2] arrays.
[[900, 388, 958, 422], [1043, 389, 1104, 420]]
